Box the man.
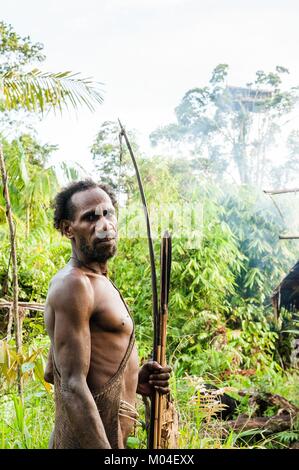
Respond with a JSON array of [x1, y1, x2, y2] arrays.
[[44, 179, 171, 449]]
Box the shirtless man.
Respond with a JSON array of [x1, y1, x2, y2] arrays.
[[44, 179, 171, 449]]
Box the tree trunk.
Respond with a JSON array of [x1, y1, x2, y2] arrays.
[[224, 391, 299, 435], [233, 138, 249, 186], [0, 144, 23, 398], [224, 413, 294, 434], [6, 306, 13, 341]]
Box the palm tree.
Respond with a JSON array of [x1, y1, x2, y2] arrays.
[[0, 67, 104, 398], [0, 68, 103, 112]]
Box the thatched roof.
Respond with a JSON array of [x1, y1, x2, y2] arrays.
[[272, 260, 299, 317]]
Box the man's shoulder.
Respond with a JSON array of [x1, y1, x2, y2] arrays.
[[48, 267, 93, 307], [50, 265, 90, 285]]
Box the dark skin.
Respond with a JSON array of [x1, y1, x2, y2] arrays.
[[44, 187, 171, 449]]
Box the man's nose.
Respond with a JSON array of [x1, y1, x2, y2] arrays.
[[96, 217, 109, 232]]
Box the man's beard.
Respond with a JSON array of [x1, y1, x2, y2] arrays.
[[79, 237, 117, 263]]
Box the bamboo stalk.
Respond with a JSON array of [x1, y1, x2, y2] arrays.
[[0, 144, 23, 398], [264, 188, 299, 195], [279, 235, 299, 239]]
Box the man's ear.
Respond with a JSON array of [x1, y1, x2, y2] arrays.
[[60, 219, 74, 239]]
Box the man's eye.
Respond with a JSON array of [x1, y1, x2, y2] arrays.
[[87, 213, 97, 221], [106, 209, 115, 218]]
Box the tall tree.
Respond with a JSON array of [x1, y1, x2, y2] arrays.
[[91, 120, 139, 192], [150, 64, 299, 188], [0, 21, 45, 73], [0, 22, 103, 113]]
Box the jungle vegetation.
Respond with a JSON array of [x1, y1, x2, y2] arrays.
[[0, 22, 299, 449]]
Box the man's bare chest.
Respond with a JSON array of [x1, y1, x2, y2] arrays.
[[90, 279, 133, 335]]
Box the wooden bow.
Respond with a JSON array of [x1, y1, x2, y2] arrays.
[[118, 121, 172, 448]]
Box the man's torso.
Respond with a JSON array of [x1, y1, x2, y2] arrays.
[[44, 263, 139, 446]]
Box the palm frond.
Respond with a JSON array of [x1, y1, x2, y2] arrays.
[[0, 69, 104, 113]]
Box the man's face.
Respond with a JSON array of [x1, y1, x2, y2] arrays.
[[66, 187, 118, 263]]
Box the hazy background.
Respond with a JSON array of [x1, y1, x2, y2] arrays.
[[1, 0, 299, 172]]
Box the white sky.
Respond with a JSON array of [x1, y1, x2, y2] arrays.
[[1, 0, 299, 174]]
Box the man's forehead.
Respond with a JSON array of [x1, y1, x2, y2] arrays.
[[71, 187, 112, 211]]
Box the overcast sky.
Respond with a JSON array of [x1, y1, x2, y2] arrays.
[[1, 0, 299, 173]]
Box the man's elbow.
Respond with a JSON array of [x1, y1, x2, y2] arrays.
[[60, 375, 86, 399], [44, 371, 54, 384], [44, 360, 54, 384]]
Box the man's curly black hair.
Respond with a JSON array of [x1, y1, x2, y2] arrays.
[[53, 179, 117, 234]]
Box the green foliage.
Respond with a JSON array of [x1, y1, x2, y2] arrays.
[[0, 22, 103, 117], [1, 69, 103, 114], [1, 148, 298, 447], [1, 27, 299, 447], [0, 227, 71, 302], [0, 336, 51, 393], [91, 120, 139, 191], [0, 135, 59, 231], [150, 64, 299, 188], [0, 132, 77, 304], [0, 21, 45, 73], [220, 185, 298, 304], [0, 386, 54, 449]]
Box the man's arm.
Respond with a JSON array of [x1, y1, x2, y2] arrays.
[[51, 274, 111, 449]]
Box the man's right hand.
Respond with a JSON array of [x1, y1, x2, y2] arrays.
[[137, 360, 171, 396]]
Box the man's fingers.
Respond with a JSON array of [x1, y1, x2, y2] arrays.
[[148, 361, 163, 371], [149, 364, 172, 373], [150, 380, 169, 387], [154, 386, 170, 394], [147, 361, 172, 371], [149, 373, 170, 381]]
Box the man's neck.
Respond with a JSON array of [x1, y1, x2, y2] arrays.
[[70, 252, 108, 276]]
